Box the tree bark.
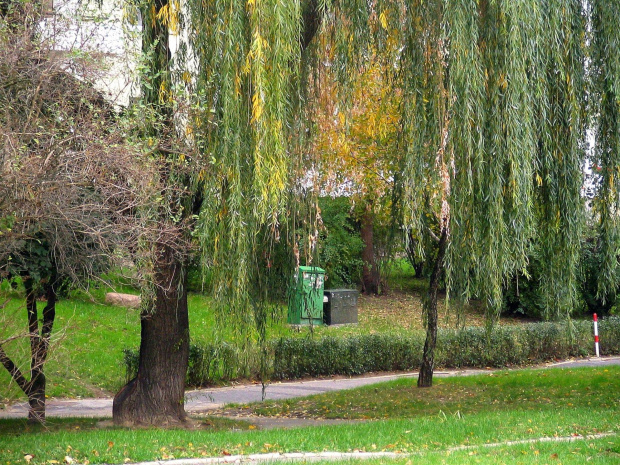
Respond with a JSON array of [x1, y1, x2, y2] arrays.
[[24, 278, 45, 423], [301, 0, 321, 49], [113, 242, 189, 426], [28, 276, 56, 423], [0, 274, 58, 424], [361, 204, 380, 295], [418, 225, 448, 388]]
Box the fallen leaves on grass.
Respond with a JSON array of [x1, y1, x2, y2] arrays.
[[356, 291, 534, 332]]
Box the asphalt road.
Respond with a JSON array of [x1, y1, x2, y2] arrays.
[[1, 356, 618, 419]]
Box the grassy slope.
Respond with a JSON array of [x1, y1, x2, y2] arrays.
[[1, 413, 618, 464], [244, 366, 620, 420], [0, 295, 140, 400], [0, 367, 618, 464], [0, 282, 292, 401], [0, 262, 574, 403], [313, 438, 620, 465]]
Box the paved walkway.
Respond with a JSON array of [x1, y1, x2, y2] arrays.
[[1, 356, 619, 421]]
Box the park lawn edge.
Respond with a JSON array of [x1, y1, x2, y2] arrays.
[[0, 401, 618, 464]]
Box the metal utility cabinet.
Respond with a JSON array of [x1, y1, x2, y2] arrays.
[[323, 289, 359, 325], [288, 266, 325, 326]]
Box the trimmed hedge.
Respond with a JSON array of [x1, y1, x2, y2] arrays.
[[272, 334, 423, 379], [122, 342, 260, 386], [122, 316, 620, 386]]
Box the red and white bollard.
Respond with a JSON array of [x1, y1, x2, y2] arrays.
[[593, 313, 600, 358]]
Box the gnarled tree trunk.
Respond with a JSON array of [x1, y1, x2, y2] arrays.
[[111, 0, 190, 426], [113, 242, 189, 426]]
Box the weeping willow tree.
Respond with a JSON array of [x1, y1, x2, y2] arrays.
[[112, 0, 324, 425], [112, 0, 194, 425], [390, 0, 594, 387], [590, 0, 620, 305], [116, 0, 618, 424], [184, 0, 615, 394], [299, 0, 614, 387]]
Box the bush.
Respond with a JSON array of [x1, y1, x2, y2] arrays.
[[318, 197, 365, 288], [271, 334, 423, 379], [122, 342, 260, 387], [122, 317, 620, 385]]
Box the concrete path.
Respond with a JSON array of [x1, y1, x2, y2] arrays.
[[1, 356, 619, 420]]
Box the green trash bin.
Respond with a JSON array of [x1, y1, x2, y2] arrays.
[[288, 266, 325, 325]]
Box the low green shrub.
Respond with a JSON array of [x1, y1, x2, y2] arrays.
[[123, 316, 620, 385], [318, 196, 365, 288], [438, 323, 571, 368], [123, 342, 261, 387], [272, 334, 424, 379]]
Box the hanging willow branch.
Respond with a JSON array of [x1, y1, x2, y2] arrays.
[[591, 0, 620, 303], [184, 0, 332, 342], [534, 0, 586, 318], [392, 0, 590, 320]]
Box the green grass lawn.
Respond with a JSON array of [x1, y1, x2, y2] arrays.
[[0, 367, 618, 464], [0, 289, 290, 402], [0, 294, 140, 400], [1, 413, 617, 464], [307, 437, 620, 465], [244, 366, 620, 420], [0, 264, 599, 405], [0, 266, 461, 403]]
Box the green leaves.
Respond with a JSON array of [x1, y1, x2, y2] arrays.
[[393, 0, 595, 319], [187, 0, 305, 332], [591, 0, 620, 304]]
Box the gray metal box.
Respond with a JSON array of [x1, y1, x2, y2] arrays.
[[323, 289, 359, 325]]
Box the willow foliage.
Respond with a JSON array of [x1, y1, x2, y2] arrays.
[[186, 0, 304, 333], [534, 0, 586, 316], [591, 0, 620, 303], [165, 0, 618, 327], [394, 0, 592, 319]]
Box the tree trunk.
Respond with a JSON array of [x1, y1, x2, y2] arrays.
[[110, 0, 190, 427], [361, 204, 380, 295], [0, 273, 59, 424], [113, 242, 189, 426], [24, 279, 44, 423], [418, 226, 448, 388]]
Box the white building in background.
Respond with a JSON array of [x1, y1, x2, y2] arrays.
[[41, 0, 141, 107]]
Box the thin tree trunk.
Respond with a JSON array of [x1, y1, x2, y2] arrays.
[[24, 278, 44, 423], [361, 204, 380, 295], [12, 273, 57, 424], [418, 226, 448, 388], [113, 242, 189, 426]]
